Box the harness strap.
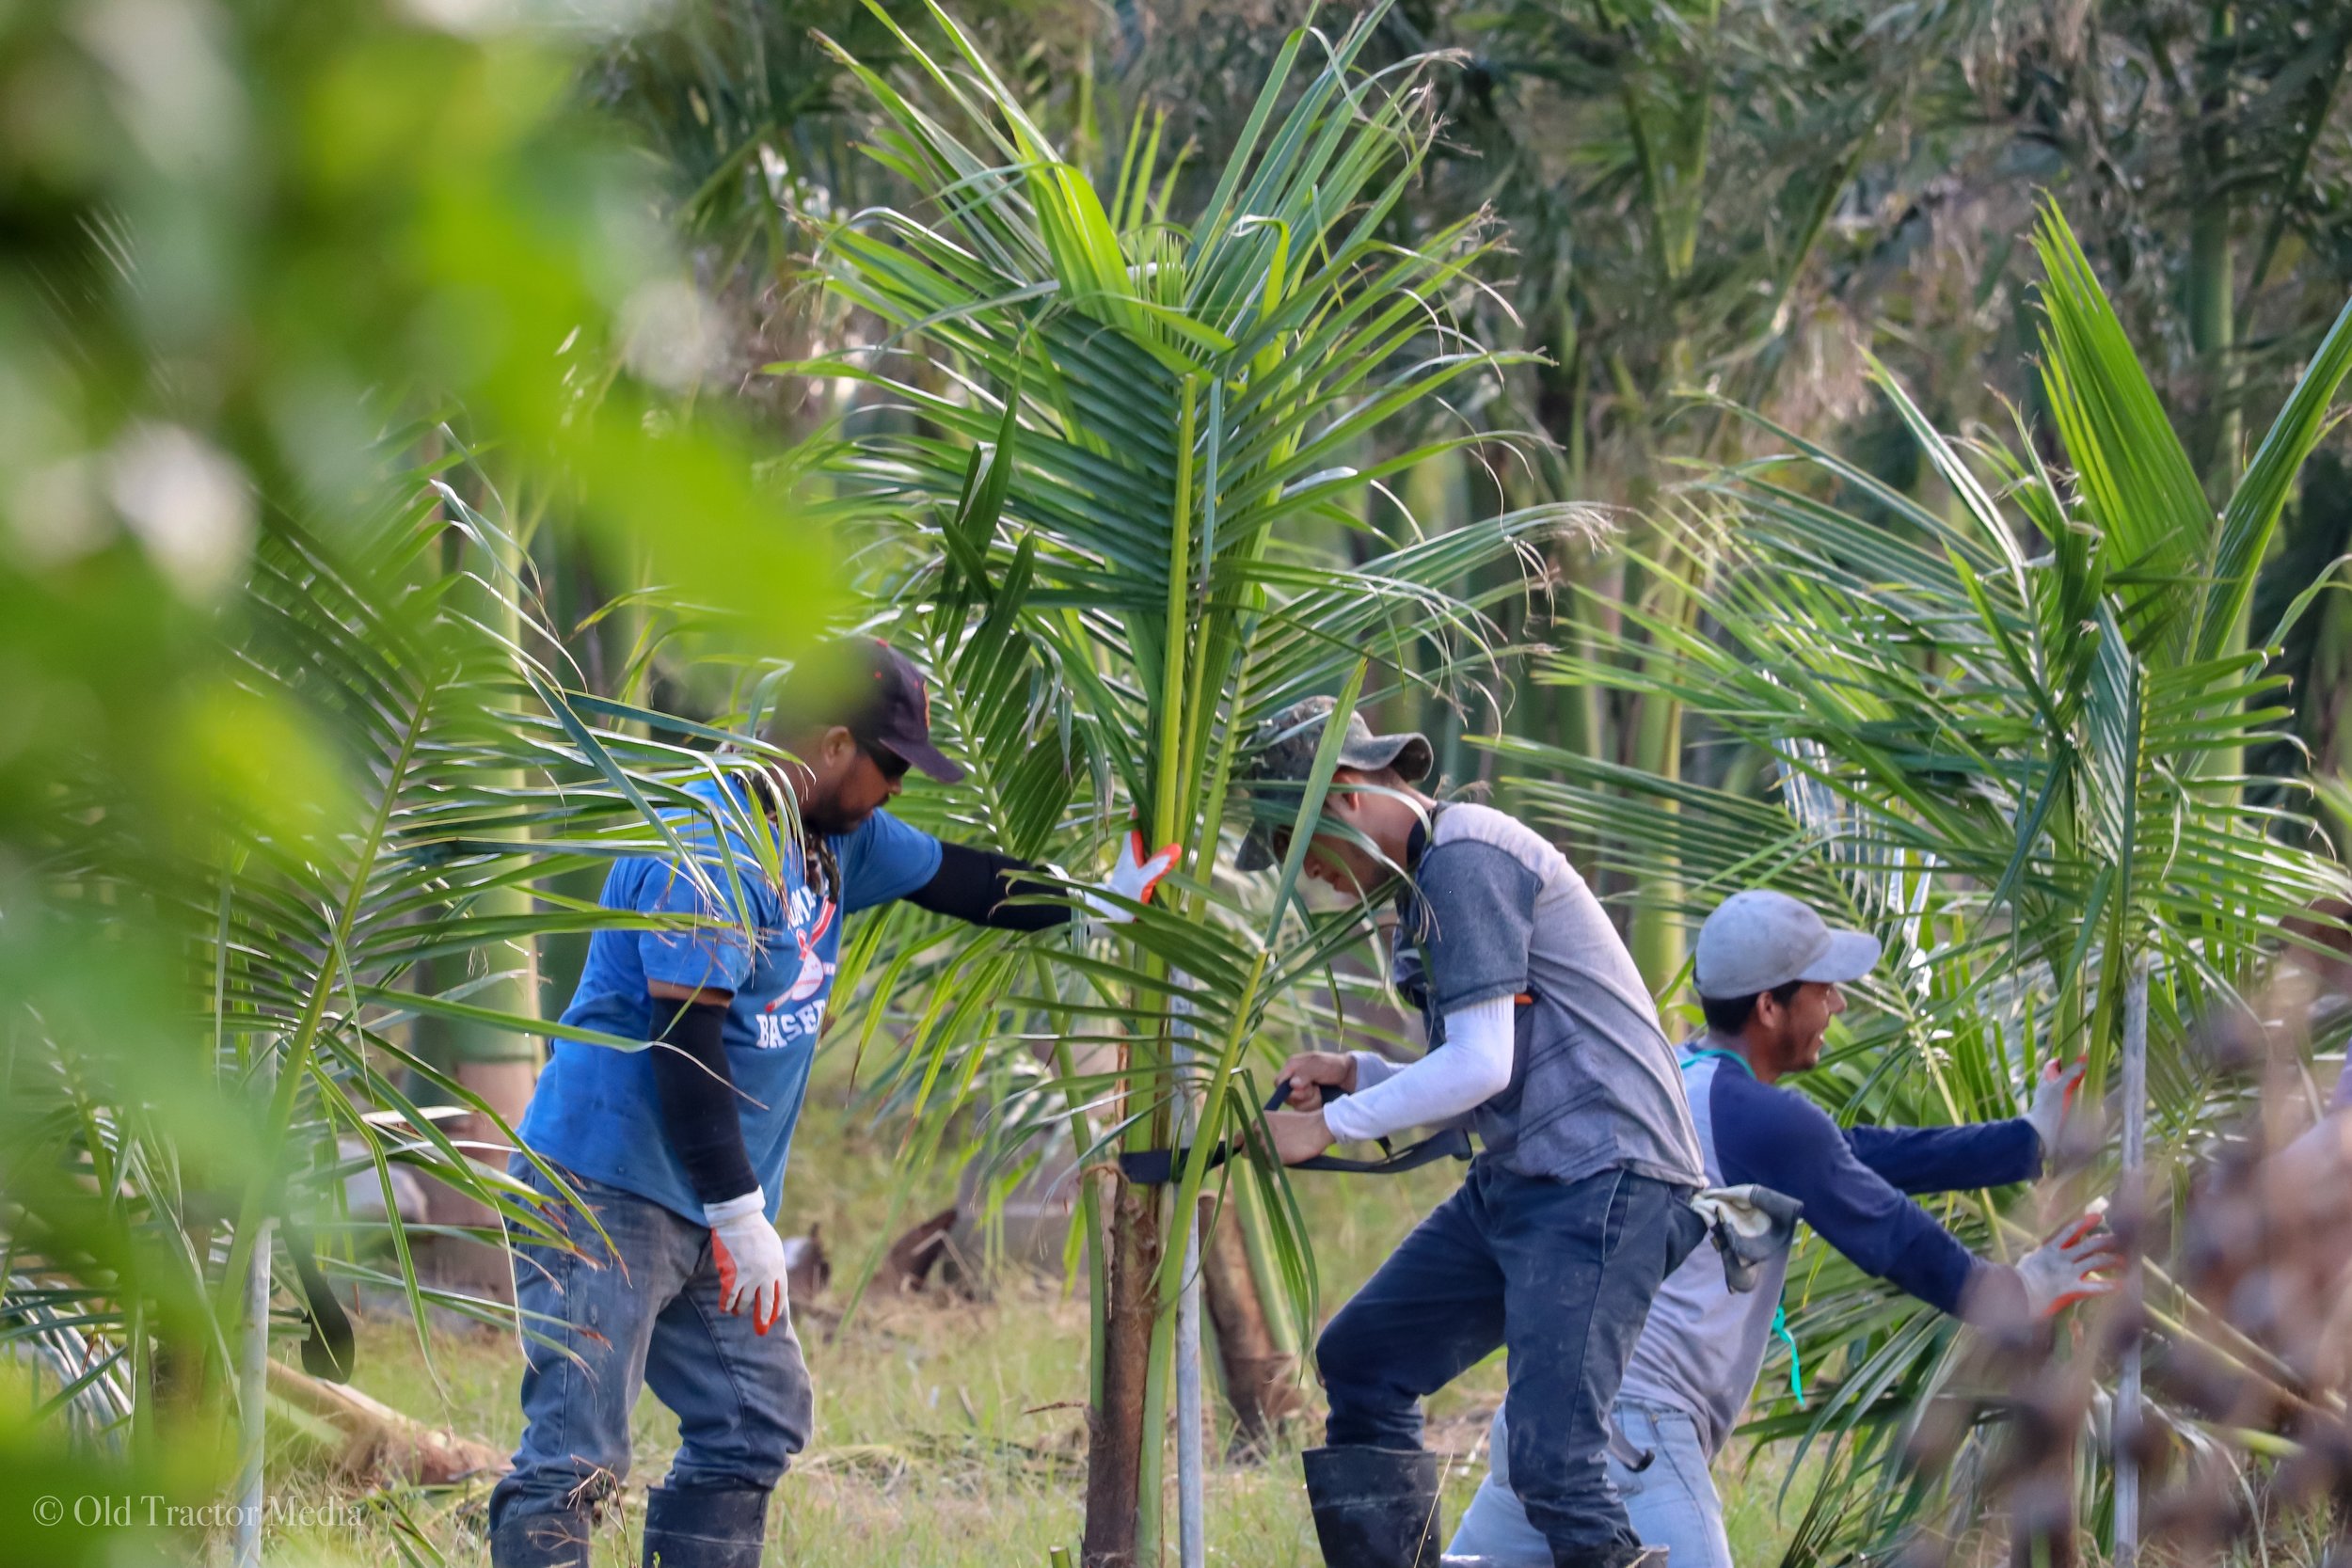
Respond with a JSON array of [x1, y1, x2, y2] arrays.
[[1115, 1081, 1473, 1185]]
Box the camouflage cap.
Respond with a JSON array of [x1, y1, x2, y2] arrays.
[[1233, 696, 1432, 871]]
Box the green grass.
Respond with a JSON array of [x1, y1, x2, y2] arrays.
[[262, 1053, 1822, 1566]]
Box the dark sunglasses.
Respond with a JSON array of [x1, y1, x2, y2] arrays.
[[856, 736, 911, 783]]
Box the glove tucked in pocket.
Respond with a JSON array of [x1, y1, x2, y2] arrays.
[[1689, 1183, 1804, 1292]]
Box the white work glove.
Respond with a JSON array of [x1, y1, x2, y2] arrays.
[[2026, 1056, 2088, 1159], [1075, 829, 1179, 926], [2015, 1205, 2120, 1318], [706, 1189, 789, 1336]]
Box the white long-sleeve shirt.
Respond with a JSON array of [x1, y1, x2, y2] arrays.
[[1321, 993, 1516, 1143]]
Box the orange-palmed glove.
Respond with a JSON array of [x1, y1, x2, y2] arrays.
[[706, 1189, 789, 1336], [2026, 1057, 2088, 1158], [2017, 1204, 2120, 1318], [1077, 830, 1180, 925]]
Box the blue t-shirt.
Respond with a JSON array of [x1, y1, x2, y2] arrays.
[[518, 775, 943, 1223]]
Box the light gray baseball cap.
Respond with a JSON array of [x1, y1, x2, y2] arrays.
[[1693, 890, 1882, 999]]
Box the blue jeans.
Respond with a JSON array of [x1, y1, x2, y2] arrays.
[[1450, 1401, 1732, 1568], [487, 1160, 814, 1532], [1316, 1163, 1705, 1565]]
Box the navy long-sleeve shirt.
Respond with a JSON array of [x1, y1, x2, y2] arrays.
[[1617, 1047, 2042, 1453]]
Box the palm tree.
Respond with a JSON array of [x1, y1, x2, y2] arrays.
[[2, 436, 821, 1541], [787, 4, 1582, 1559], [0, 0, 858, 1541], [1489, 204, 2352, 1563]]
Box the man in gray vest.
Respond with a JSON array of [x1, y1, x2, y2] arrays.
[[1446, 889, 2111, 1568], [1242, 697, 1709, 1568]]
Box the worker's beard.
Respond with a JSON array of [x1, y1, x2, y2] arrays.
[[796, 799, 848, 837], [794, 788, 871, 839], [756, 764, 862, 839]]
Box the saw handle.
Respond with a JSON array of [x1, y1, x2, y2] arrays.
[[1266, 1077, 1335, 1113]]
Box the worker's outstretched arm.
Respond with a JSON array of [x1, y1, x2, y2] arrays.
[[905, 834, 1176, 930], [1710, 1070, 1989, 1317], [1843, 1120, 2041, 1195], [1843, 1058, 2084, 1194]]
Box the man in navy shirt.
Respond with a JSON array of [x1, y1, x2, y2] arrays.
[[1448, 889, 2114, 1568], [488, 639, 1174, 1568]]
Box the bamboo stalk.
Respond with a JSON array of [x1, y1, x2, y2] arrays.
[[1170, 981, 1206, 1568]]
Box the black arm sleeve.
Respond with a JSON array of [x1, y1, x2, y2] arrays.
[[647, 998, 758, 1208], [904, 841, 1073, 931]]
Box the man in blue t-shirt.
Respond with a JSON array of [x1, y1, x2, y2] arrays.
[[1447, 889, 2115, 1568], [488, 639, 1176, 1568]]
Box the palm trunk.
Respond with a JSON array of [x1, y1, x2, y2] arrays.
[[1200, 1191, 1305, 1457], [1088, 383, 1202, 1568], [1083, 1173, 1164, 1568], [2190, 4, 2247, 790]]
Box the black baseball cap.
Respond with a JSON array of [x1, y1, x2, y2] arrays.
[[788, 638, 965, 784]]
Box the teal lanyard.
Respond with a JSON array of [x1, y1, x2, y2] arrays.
[[1772, 1305, 1805, 1408], [1682, 1047, 1804, 1407]]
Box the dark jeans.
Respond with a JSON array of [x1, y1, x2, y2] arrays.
[[487, 1159, 814, 1535], [1316, 1163, 1705, 1567]]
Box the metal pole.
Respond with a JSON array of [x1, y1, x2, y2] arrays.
[[1169, 973, 1205, 1568], [233, 1215, 271, 1567], [1177, 1200, 1205, 1568], [2114, 958, 2149, 1568], [233, 1044, 276, 1568]]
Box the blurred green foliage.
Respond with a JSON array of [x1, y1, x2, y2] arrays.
[[0, 0, 841, 1559]]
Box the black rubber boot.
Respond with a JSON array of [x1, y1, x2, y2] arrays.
[[488, 1508, 593, 1568], [1303, 1445, 1442, 1568], [641, 1484, 769, 1568]]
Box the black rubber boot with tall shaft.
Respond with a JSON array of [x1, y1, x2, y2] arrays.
[[1303, 1445, 1443, 1568], [641, 1484, 769, 1568], [487, 1508, 593, 1568]]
